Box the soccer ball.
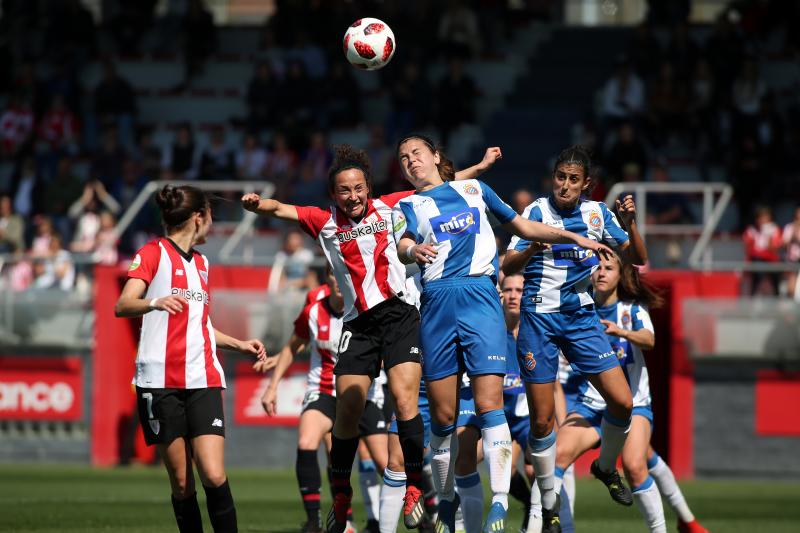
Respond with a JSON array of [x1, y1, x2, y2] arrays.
[[343, 18, 396, 71]]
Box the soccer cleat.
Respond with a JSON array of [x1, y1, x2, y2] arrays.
[[678, 519, 710, 533], [434, 493, 460, 533], [403, 486, 426, 529], [345, 520, 358, 533], [301, 518, 323, 533], [482, 502, 507, 533], [362, 519, 380, 533], [541, 494, 561, 533], [590, 460, 633, 506], [326, 492, 352, 533]]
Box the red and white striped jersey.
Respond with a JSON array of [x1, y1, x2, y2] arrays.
[[296, 191, 413, 321], [304, 284, 331, 306], [294, 293, 385, 403], [127, 238, 225, 389]]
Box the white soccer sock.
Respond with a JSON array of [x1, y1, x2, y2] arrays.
[[564, 464, 576, 516], [648, 453, 695, 523], [480, 412, 512, 509], [528, 430, 557, 511], [380, 468, 406, 533], [598, 413, 631, 472], [430, 427, 458, 502], [529, 478, 542, 517], [633, 477, 667, 533], [359, 459, 381, 522], [455, 472, 484, 533]]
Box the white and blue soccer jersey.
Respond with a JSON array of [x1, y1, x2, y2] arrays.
[[579, 301, 654, 410], [392, 179, 516, 284], [508, 196, 629, 313]]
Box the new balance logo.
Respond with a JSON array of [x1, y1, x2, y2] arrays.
[[212, 418, 223, 427], [409, 347, 420, 354]]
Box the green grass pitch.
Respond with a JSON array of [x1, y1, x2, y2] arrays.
[[1, 465, 799, 532]]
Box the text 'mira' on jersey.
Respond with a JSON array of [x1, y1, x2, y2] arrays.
[[295, 191, 413, 321], [127, 238, 224, 389], [392, 180, 516, 284], [508, 196, 629, 313]]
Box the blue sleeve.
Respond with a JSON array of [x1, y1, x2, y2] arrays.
[[392, 202, 421, 243], [508, 204, 542, 252], [631, 303, 654, 333], [479, 181, 516, 224], [600, 203, 629, 247]]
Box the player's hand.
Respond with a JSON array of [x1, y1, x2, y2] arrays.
[[150, 295, 185, 315], [241, 193, 262, 212], [261, 387, 278, 416], [528, 241, 549, 254], [616, 195, 637, 227], [252, 355, 278, 373], [239, 338, 266, 360], [576, 237, 613, 259], [479, 147, 502, 170], [600, 319, 625, 338], [408, 243, 438, 264]]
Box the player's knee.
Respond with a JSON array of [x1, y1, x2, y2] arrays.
[[608, 396, 633, 419], [392, 394, 418, 421], [455, 453, 477, 475], [170, 472, 195, 498], [430, 407, 456, 428], [201, 469, 228, 488], [622, 460, 648, 487], [532, 415, 554, 438], [298, 434, 321, 450]]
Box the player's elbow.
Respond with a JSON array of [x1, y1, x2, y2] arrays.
[[113, 300, 125, 317]]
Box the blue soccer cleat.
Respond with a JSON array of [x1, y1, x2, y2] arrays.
[[482, 502, 507, 533]]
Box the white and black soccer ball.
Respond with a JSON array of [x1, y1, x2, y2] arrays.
[[343, 18, 396, 71]]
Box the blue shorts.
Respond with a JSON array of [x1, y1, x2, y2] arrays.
[[389, 389, 431, 449], [517, 306, 619, 384], [570, 403, 653, 438], [507, 412, 529, 448], [456, 388, 480, 429], [420, 277, 508, 381]]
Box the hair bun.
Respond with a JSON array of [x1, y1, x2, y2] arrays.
[[156, 185, 184, 212]]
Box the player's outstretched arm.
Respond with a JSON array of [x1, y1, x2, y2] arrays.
[[241, 193, 299, 222], [600, 319, 655, 350], [453, 147, 502, 181], [214, 328, 266, 361], [115, 278, 187, 317], [501, 243, 545, 276], [258, 335, 306, 416], [615, 195, 647, 266], [503, 216, 613, 255]]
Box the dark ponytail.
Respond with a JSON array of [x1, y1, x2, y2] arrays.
[[397, 134, 456, 182], [155, 185, 210, 231], [613, 254, 664, 309]]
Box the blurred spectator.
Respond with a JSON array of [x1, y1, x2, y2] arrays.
[[92, 210, 119, 265], [31, 216, 57, 257], [43, 62, 82, 116], [743, 206, 782, 295], [782, 207, 800, 297], [44, 156, 84, 241], [11, 157, 42, 218], [161, 123, 199, 180], [264, 133, 298, 198], [37, 94, 80, 155], [199, 126, 235, 181], [0, 95, 34, 158], [688, 58, 715, 147], [604, 122, 649, 184], [112, 158, 148, 211], [69, 181, 121, 253], [646, 163, 693, 225], [274, 229, 315, 290], [731, 133, 764, 225], [365, 125, 393, 193], [44, 0, 96, 67], [705, 16, 744, 99], [182, 0, 217, 88], [665, 22, 699, 81], [236, 134, 268, 180], [0, 193, 24, 254], [321, 63, 361, 129], [11, 64, 41, 112], [93, 61, 137, 150], [600, 58, 645, 129], [132, 129, 162, 179], [246, 62, 280, 134], [437, 57, 478, 143], [253, 28, 286, 79], [278, 61, 315, 128], [627, 22, 663, 80], [732, 58, 767, 119], [106, 0, 158, 56], [511, 188, 534, 214], [91, 127, 127, 190], [291, 131, 330, 205], [438, 0, 481, 58], [388, 63, 434, 140], [287, 31, 327, 80], [32, 233, 75, 291], [753, 93, 785, 168], [646, 61, 688, 146]]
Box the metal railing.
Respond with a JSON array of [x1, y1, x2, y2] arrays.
[[605, 181, 799, 273]]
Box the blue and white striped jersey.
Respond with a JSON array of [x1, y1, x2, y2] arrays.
[[574, 301, 654, 410], [508, 196, 629, 313], [392, 179, 516, 284]]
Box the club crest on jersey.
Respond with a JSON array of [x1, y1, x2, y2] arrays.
[[336, 219, 388, 243], [430, 207, 480, 242], [551, 244, 600, 267], [588, 210, 602, 230], [621, 311, 631, 326], [524, 352, 536, 371], [463, 183, 479, 195], [129, 254, 142, 271], [392, 213, 406, 234]]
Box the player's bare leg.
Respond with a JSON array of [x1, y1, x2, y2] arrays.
[[160, 437, 203, 533], [193, 434, 237, 533], [623, 416, 666, 532]]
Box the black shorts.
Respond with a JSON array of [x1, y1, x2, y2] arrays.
[[303, 391, 387, 436], [136, 387, 225, 446], [335, 296, 421, 378]]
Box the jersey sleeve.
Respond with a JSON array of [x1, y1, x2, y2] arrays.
[[479, 181, 516, 224], [600, 203, 629, 248], [507, 203, 542, 252], [379, 190, 415, 208], [631, 304, 654, 333], [292, 303, 313, 340], [295, 205, 331, 239], [393, 201, 420, 243], [127, 241, 160, 284]]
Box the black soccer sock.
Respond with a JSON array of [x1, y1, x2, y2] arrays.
[[171, 492, 204, 533], [296, 449, 322, 523], [203, 480, 237, 533], [329, 435, 359, 498], [397, 414, 425, 491], [510, 470, 532, 505]]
